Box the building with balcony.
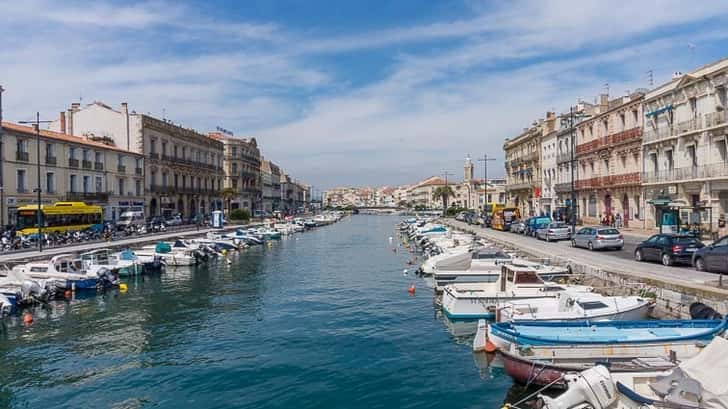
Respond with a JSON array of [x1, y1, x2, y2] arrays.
[[211, 132, 261, 214], [540, 113, 558, 216], [280, 173, 308, 214], [1, 121, 144, 224], [49, 101, 224, 218], [504, 117, 545, 217], [261, 159, 282, 213], [574, 92, 644, 225], [641, 58, 728, 233]]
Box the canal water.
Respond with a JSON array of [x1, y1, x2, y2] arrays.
[[0, 215, 517, 408]]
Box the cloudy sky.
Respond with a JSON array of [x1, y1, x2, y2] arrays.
[[2, 1, 728, 190]]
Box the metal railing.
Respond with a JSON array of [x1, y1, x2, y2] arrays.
[[82, 160, 92, 169], [705, 111, 728, 128], [643, 163, 728, 184], [675, 117, 702, 135], [643, 126, 674, 144], [15, 151, 29, 162], [94, 162, 104, 171], [66, 191, 110, 201], [556, 151, 572, 164], [554, 182, 572, 193], [68, 158, 79, 168], [45, 156, 57, 165], [135, 167, 143, 175], [118, 165, 126, 173]]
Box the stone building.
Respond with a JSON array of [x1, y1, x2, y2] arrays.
[[504, 119, 544, 217], [575, 93, 644, 225], [211, 132, 261, 214], [49, 101, 225, 219], [539, 113, 558, 216], [1, 121, 144, 224], [260, 159, 282, 213], [641, 58, 728, 234]]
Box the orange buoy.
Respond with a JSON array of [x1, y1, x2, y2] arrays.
[[484, 339, 497, 353], [23, 313, 33, 325], [408, 283, 416, 295], [64, 290, 72, 298]]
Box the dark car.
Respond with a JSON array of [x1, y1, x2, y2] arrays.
[[634, 234, 704, 266], [693, 235, 728, 273]]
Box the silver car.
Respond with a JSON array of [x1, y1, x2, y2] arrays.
[[536, 222, 571, 242], [510, 220, 526, 234], [571, 226, 624, 250]]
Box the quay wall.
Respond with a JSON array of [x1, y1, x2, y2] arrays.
[[442, 220, 728, 319]]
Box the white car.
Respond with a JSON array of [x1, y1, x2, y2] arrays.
[[166, 215, 183, 226]]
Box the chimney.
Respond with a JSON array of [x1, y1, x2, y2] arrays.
[[59, 112, 66, 134], [66, 108, 74, 136]]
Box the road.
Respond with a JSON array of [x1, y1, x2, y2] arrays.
[[445, 220, 721, 288]]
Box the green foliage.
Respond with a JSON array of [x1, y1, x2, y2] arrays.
[[445, 207, 468, 216], [230, 208, 250, 221]]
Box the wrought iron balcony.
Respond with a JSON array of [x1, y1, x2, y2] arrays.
[[68, 158, 79, 168], [135, 167, 143, 175], [643, 163, 728, 184], [66, 191, 109, 202], [705, 111, 728, 128], [94, 162, 104, 171], [15, 151, 29, 162], [118, 165, 126, 173], [675, 117, 702, 135], [45, 156, 57, 165], [643, 126, 675, 144], [82, 160, 92, 169]]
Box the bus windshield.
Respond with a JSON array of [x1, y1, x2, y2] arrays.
[[17, 210, 38, 229]]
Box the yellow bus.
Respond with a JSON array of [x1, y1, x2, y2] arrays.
[[491, 207, 520, 231], [16, 202, 103, 236]]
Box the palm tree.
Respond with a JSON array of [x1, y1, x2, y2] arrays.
[[220, 187, 237, 216], [432, 185, 455, 213]]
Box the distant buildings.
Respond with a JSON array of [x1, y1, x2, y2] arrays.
[[210, 132, 261, 214]]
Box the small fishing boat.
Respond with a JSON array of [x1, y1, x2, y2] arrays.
[[538, 335, 728, 408], [0, 267, 55, 307], [135, 242, 197, 267], [116, 249, 165, 273], [498, 291, 653, 322], [80, 249, 144, 276], [13, 254, 118, 291], [485, 319, 727, 387], [440, 265, 592, 319]]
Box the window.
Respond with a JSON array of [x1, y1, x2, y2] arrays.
[[174, 174, 179, 188], [16, 138, 28, 153], [151, 171, 157, 186], [182, 175, 187, 187], [174, 145, 178, 158], [136, 158, 142, 170], [150, 138, 157, 154], [83, 176, 90, 193], [46, 172, 55, 193], [118, 154, 125, 167], [620, 155, 627, 168], [162, 141, 168, 156], [666, 150, 674, 170], [689, 97, 697, 116], [632, 110, 638, 127], [604, 159, 609, 173], [620, 113, 626, 130], [70, 174, 78, 193], [16, 169, 26, 192], [82, 149, 90, 161], [650, 152, 658, 172], [577, 301, 609, 310], [135, 179, 142, 196], [118, 178, 125, 196], [232, 146, 237, 157], [232, 163, 238, 173], [182, 146, 187, 159], [162, 172, 168, 187], [95, 176, 102, 193], [46, 143, 54, 159], [94, 151, 102, 163], [232, 178, 238, 189], [69, 147, 77, 160], [687, 145, 697, 167]]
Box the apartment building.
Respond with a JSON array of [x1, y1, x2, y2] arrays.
[[1, 122, 144, 224], [212, 133, 261, 214], [642, 59, 728, 233], [575, 93, 644, 225], [260, 159, 282, 213], [504, 119, 544, 217]]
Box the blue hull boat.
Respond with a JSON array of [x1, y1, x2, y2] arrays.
[[489, 319, 727, 347]]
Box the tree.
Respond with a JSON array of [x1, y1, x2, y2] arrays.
[[230, 208, 250, 221], [220, 187, 237, 215], [432, 185, 455, 212]]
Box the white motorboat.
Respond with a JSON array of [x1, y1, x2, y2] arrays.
[[274, 223, 296, 235], [80, 249, 144, 276], [136, 243, 197, 266], [0, 267, 55, 306], [440, 264, 592, 319], [13, 254, 117, 290], [538, 335, 728, 409], [498, 291, 653, 322]]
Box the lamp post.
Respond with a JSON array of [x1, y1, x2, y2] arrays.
[[19, 113, 53, 252], [0, 85, 4, 229], [479, 153, 496, 217]]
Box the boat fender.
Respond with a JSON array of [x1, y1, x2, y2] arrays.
[[408, 283, 415, 295], [119, 283, 128, 292], [23, 312, 33, 325]]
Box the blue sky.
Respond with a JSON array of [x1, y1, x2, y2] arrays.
[[2, 1, 728, 190]]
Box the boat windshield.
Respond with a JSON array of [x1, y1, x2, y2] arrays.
[[513, 271, 544, 284], [577, 301, 609, 310]]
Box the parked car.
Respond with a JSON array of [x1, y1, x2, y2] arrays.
[[536, 221, 571, 242], [692, 235, 728, 272], [455, 212, 467, 222], [148, 216, 166, 231], [635, 234, 704, 266], [525, 216, 551, 237], [571, 226, 624, 251], [510, 220, 526, 234], [166, 214, 183, 226]]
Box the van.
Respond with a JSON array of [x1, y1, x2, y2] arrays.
[[117, 211, 145, 230]]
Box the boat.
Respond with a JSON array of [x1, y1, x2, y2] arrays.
[[0, 267, 55, 307], [274, 223, 296, 235], [498, 291, 653, 322], [538, 335, 728, 408], [440, 264, 592, 319], [225, 229, 264, 245], [135, 242, 197, 267], [80, 249, 144, 277], [116, 249, 165, 273], [486, 319, 727, 387], [0, 293, 12, 316], [13, 254, 118, 291]]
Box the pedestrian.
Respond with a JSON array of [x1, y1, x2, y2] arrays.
[[615, 213, 622, 228]]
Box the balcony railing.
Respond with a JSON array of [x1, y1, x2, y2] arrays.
[[508, 181, 537, 191], [643, 163, 728, 184], [149, 152, 159, 160], [135, 167, 143, 175], [82, 160, 92, 169], [150, 185, 173, 193], [556, 151, 572, 164], [118, 165, 126, 173], [45, 156, 57, 165], [705, 111, 728, 128], [643, 126, 675, 144], [675, 117, 702, 135], [66, 191, 109, 202], [69, 158, 79, 168], [554, 182, 573, 193], [94, 162, 104, 171], [606, 172, 641, 186], [576, 138, 604, 155], [523, 151, 539, 162], [609, 127, 641, 145], [16, 151, 29, 162], [575, 176, 604, 189]]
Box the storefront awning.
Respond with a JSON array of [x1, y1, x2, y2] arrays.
[[645, 104, 673, 117]]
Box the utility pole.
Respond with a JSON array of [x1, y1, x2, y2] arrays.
[[478, 153, 496, 208], [442, 170, 453, 215], [0, 85, 4, 229], [569, 106, 577, 233], [19, 113, 53, 252]]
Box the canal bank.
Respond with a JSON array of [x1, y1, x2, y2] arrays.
[[443, 219, 728, 318], [0, 215, 512, 408]]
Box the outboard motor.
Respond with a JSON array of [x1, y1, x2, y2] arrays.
[[20, 280, 48, 304], [690, 302, 723, 320], [96, 268, 120, 289], [539, 366, 617, 409]]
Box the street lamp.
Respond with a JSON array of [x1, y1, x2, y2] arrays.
[[19, 113, 53, 252], [0, 85, 5, 229]]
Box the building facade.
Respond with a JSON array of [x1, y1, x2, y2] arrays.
[[642, 59, 728, 234], [213, 133, 261, 214], [1, 122, 144, 224], [539, 113, 558, 216], [575, 93, 644, 225], [260, 159, 283, 213], [504, 121, 543, 217], [49, 101, 225, 219]]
